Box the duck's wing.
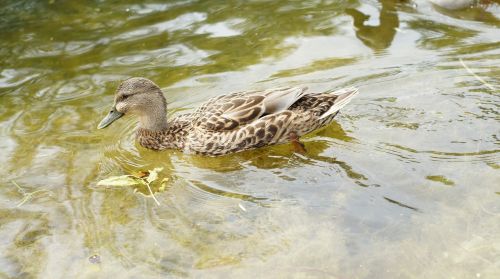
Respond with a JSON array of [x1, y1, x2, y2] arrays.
[[194, 87, 308, 131]]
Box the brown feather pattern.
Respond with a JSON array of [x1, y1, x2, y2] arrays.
[[136, 86, 358, 156]]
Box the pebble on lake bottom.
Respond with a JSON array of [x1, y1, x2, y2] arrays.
[[88, 254, 101, 264]]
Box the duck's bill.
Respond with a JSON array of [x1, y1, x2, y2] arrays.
[[97, 109, 124, 129]]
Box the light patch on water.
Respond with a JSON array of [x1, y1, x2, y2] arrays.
[[195, 19, 246, 38], [102, 44, 216, 68], [126, 1, 190, 16], [20, 41, 97, 58], [114, 12, 207, 41], [0, 69, 41, 89]]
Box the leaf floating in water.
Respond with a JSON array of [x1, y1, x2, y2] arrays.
[[96, 175, 144, 187], [136, 171, 149, 178], [146, 167, 163, 184], [96, 167, 166, 206]]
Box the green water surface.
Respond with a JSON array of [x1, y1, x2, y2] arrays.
[[0, 0, 499, 278]]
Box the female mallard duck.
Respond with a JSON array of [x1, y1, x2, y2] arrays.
[[98, 77, 358, 156]]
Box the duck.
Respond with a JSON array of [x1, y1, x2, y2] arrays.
[[97, 77, 358, 156]]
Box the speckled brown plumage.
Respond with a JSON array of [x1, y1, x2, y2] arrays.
[[98, 77, 358, 156]]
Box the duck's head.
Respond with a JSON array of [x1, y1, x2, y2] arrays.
[[98, 77, 167, 130]]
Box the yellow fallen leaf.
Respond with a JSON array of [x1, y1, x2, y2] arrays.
[[146, 167, 163, 184], [97, 175, 144, 187]]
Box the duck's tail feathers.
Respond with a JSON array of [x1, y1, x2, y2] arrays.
[[319, 87, 359, 119]]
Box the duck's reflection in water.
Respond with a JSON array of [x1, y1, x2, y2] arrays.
[[346, 0, 406, 52]]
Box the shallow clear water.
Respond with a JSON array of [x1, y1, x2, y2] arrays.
[[0, 0, 499, 278]]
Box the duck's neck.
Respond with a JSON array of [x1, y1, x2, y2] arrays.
[[138, 95, 168, 131]]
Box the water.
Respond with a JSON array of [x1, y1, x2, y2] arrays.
[[0, 0, 499, 278]]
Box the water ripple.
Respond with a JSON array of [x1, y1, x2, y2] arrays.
[[114, 12, 207, 41]]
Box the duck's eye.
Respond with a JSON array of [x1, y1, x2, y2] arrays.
[[120, 95, 130, 101]]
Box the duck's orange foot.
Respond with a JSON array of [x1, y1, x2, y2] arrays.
[[289, 132, 307, 154]]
